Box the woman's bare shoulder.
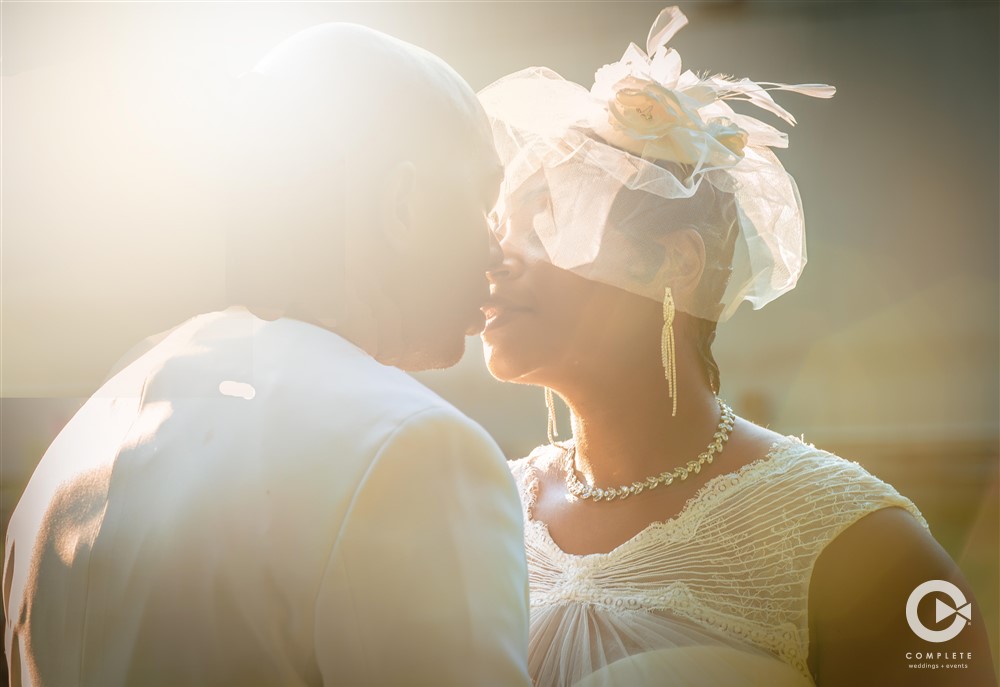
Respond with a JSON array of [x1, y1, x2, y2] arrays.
[[808, 507, 995, 685], [727, 415, 791, 464]]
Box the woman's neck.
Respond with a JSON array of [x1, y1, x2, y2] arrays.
[[556, 346, 722, 488]]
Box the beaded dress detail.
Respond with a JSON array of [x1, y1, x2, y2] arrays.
[[509, 435, 929, 686]]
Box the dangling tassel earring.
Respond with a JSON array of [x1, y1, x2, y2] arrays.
[[662, 286, 678, 417], [545, 387, 559, 444]]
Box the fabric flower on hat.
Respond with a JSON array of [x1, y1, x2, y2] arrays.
[[590, 6, 833, 171]]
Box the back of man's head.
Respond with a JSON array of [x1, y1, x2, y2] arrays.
[[242, 23, 490, 179], [220, 24, 501, 370]]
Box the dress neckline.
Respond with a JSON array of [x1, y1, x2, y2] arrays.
[[519, 434, 805, 561]]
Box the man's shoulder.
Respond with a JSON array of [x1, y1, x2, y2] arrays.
[[128, 310, 452, 419], [102, 309, 484, 463], [229, 316, 496, 464], [268, 324, 472, 437]]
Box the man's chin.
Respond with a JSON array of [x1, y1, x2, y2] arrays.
[[392, 336, 467, 372]]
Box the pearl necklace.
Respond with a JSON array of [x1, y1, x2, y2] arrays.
[[564, 398, 736, 502]]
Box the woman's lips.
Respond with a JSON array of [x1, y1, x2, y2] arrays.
[[481, 299, 531, 332]]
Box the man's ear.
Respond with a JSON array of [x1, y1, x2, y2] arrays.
[[662, 227, 706, 301], [381, 160, 417, 252]]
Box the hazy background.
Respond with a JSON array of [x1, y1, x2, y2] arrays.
[[2, 0, 997, 677]]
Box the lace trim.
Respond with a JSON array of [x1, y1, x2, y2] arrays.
[[512, 434, 802, 562]]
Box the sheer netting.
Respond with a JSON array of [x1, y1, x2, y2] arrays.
[[510, 435, 929, 686], [479, 6, 834, 322]]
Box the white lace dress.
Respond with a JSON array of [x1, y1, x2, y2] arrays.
[[509, 435, 930, 687]]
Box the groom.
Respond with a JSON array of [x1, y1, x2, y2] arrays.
[[4, 24, 529, 687]]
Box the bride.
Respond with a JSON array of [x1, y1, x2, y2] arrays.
[[478, 7, 995, 686]]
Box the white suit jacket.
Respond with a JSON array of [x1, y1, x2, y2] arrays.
[[4, 308, 530, 686]]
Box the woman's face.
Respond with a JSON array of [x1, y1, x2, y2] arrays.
[[482, 178, 660, 387]]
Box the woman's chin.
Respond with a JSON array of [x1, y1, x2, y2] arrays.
[[482, 339, 531, 383], [482, 347, 513, 382]]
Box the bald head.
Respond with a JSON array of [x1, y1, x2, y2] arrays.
[[231, 24, 493, 179], [222, 24, 502, 370]]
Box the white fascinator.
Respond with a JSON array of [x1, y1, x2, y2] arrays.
[[479, 6, 835, 321]]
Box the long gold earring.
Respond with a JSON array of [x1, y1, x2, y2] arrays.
[[545, 387, 559, 444], [662, 287, 678, 417]]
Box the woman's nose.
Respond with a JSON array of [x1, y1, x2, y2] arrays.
[[486, 234, 525, 283], [487, 229, 504, 273]]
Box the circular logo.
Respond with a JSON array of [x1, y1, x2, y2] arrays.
[[906, 580, 971, 642]]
